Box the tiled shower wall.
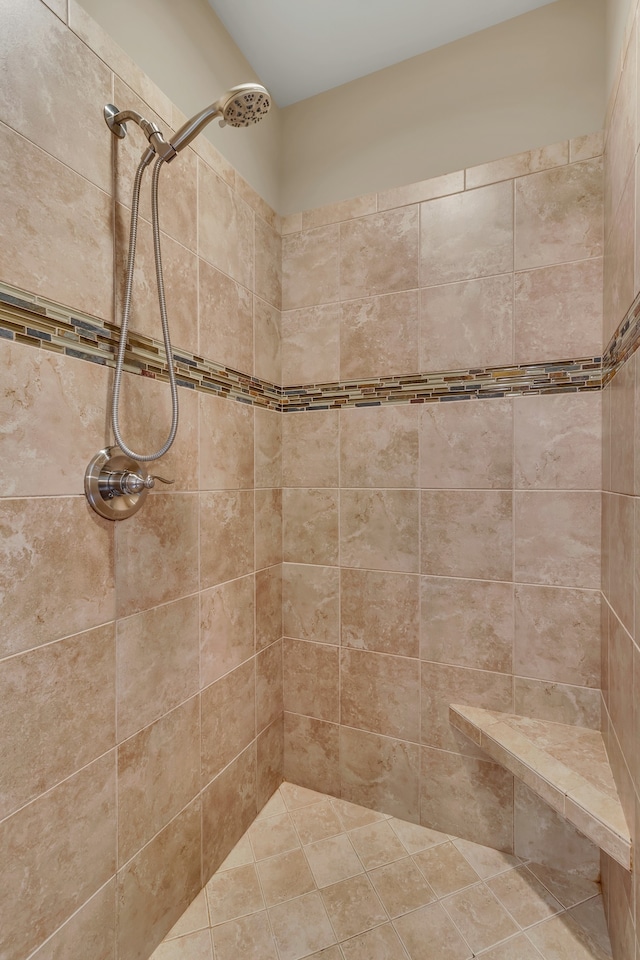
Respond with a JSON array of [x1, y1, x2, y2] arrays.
[[0, 2, 284, 959], [280, 138, 606, 878], [601, 1, 640, 958]]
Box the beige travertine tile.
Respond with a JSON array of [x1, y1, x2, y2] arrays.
[[282, 410, 340, 487], [210, 911, 279, 960], [515, 491, 601, 589], [283, 563, 338, 644], [281, 304, 340, 385], [514, 392, 602, 490], [281, 212, 302, 235], [608, 610, 634, 768], [254, 298, 281, 384], [420, 747, 514, 852], [341, 727, 420, 823], [514, 259, 603, 363], [205, 862, 264, 924], [115, 493, 198, 617], [255, 408, 282, 489], [515, 158, 603, 270], [421, 181, 513, 286], [525, 861, 600, 908], [514, 584, 600, 687], [611, 353, 635, 496], [256, 848, 316, 907], [165, 890, 209, 939], [256, 640, 283, 733], [420, 663, 513, 757], [268, 891, 337, 960], [283, 638, 339, 722], [368, 857, 436, 918], [117, 595, 199, 741], [200, 490, 254, 588], [255, 488, 283, 570], [378, 171, 464, 211], [327, 798, 384, 831], [603, 164, 634, 344], [341, 490, 420, 573], [341, 649, 420, 742], [570, 131, 604, 162], [0, 496, 114, 659], [200, 575, 255, 687], [199, 395, 254, 490], [609, 493, 634, 634], [341, 568, 419, 657], [473, 934, 543, 959], [0, 343, 108, 497], [280, 781, 328, 810], [340, 290, 420, 380], [114, 204, 198, 354], [413, 842, 481, 898], [514, 677, 601, 729], [0, 753, 116, 960], [348, 820, 409, 870], [283, 488, 339, 564], [466, 142, 568, 189], [420, 577, 513, 673], [118, 697, 200, 865], [305, 833, 364, 888], [420, 397, 513, 489], [282, 224, 340, 310], [0, 622, 115, 820], [340, 207, 419, 300], [442, 884, 518, 954], [284, 713, 340, 796], [341, 922, 408, 959], [340, 405, 420, 488], [198, 259, 253, 373], [255, 215, 281, 309], [198, 163, 253, 290], [421, 490, 512, 581], [389, 819, 449, 854], [150, 929, 213, 960], [419, 274, 513, 370], [514, 782, 600, 880], [1, 0, 111, 192], [394, 902, 472, 960], [605, 28, 636, 226], [202, 744, 257, 880], [39, 0, 67, 20], [321, 874, 387, 940], [217, 833, 254, 872], [28, 880, 116, 960], [0, 114, 113, 323], [452, 838, 520, 879], [201, 660, 255, 784], [527, 906, 613, 960], [257, 718, 284, 809], [249, 812, 300, 861], [302, 194, 377, 229], [112, 373, 199, 493], [256, 564, 283, 651], [487, 866, 564, 927], [290, 800, 344, 845]]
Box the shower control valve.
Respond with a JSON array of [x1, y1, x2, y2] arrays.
[[85, 447, 173, 521]]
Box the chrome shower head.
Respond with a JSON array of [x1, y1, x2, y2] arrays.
[[168, 83, 271, 156]]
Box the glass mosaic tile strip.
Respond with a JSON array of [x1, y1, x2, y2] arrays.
[[4, 279, 635, 412]]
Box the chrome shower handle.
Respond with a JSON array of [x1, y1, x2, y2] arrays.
[[106, 470, 174, 496]]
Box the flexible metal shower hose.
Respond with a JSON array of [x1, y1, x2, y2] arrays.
[[111, 153, 179, 462]]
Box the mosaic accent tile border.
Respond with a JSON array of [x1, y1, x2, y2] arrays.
[[6, 279, 640, 411]]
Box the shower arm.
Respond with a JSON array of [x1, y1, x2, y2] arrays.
[[103, 105, 177, 162]]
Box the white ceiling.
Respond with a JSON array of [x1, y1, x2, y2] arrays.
[[207, 0, 557, 107]]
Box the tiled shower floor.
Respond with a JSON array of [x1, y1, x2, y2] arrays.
[[150, 782, 612, 960]]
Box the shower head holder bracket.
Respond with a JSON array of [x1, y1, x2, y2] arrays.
[[85, 446, 173, 520]]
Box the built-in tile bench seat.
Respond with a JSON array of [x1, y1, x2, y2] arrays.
[[449, 704, 632, 870]]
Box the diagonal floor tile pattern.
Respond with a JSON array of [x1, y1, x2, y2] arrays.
[[150, 782, 611, 960]]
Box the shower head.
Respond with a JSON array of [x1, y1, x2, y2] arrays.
[[168, 83, 271, 157]]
